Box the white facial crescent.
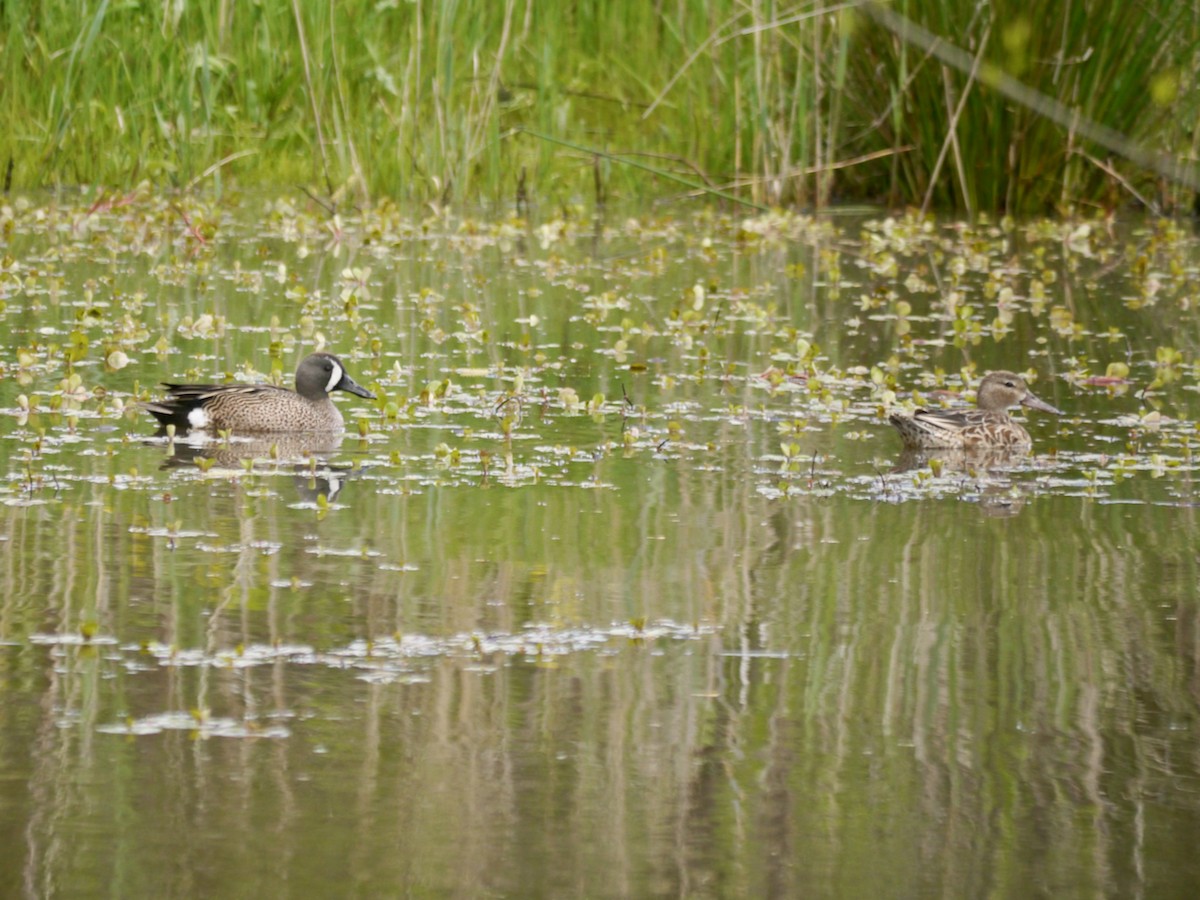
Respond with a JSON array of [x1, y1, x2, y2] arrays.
[[325, 362, 343, 393]]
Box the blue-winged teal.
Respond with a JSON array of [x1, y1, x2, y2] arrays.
[[144, 352, 375, 434], [888, 370, 1063, 449]]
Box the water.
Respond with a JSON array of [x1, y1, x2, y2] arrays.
[[1, 198, 1199, 896]]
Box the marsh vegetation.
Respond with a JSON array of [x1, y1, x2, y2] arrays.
[[4, 0, 1200, 895], [2, 1, 1197, 212], [0, 195, 1199, 894]]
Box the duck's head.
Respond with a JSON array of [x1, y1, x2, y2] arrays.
[[976, 370, 1063, 415], [295, 352, 376, 400]]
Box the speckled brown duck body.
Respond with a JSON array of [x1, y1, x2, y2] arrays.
[[888, 371, 1063, 450], [144, 352, 375, 434]]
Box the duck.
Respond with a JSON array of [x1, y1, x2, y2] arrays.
[[143, 351, 375, 434], [888, 370, 1062, 449]]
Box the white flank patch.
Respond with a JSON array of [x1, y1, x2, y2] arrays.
[[188, 408, 210, 428], [325, 362, 343, 393]]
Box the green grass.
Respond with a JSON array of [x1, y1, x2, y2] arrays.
[[846, 1, 1200, 214], [0, 0, 1195, 214]]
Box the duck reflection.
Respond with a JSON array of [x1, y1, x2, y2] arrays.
[[160, 433, 360, 503], [893, 446, 1044, 474], [892, 447, 1041, 517]]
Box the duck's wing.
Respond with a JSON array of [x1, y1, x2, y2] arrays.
[[888, 406, 991, 449], [158, 382, 287, 401], [143, 383, 289, 431], [909, 407, 988, 435]]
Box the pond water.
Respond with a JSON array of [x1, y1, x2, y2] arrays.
[[2, 196, 1200, 896]]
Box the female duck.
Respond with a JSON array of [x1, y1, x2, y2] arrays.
[[889, 371, 1062, 450], [144, 351, 375, 434]]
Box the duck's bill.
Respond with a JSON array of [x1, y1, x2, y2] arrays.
[[1021, 392, 1063, 415], [338, 373, 376, 400]]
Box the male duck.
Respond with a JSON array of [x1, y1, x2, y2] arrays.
[[888, 370, 1062, 450], [144, 351, 375, 434]]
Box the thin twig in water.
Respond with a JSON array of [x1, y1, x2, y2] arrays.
[[1073, 149, 1159, 214], [171, 204, 207, 245], [300, 186, 336, 216], [873, 463, 890, 495], [494, 394, 524, 422]]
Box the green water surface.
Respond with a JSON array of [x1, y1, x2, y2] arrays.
[[0, 197, 1198, 897]]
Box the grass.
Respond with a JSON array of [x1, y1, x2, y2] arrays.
[[0, 0, 1196, 214], [848, 1, 1200, 214]]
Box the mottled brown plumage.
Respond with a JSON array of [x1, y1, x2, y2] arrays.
[[143, 352, 375, 434], [888, 371, 1062, 450]]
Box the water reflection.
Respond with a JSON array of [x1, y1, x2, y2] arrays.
[[4, 202, 1200, 897], [158, 432, 359, 504], [892, 446, 1037, 474], [6, 493, 1200, 897], [891, 447, 1047, 516]]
